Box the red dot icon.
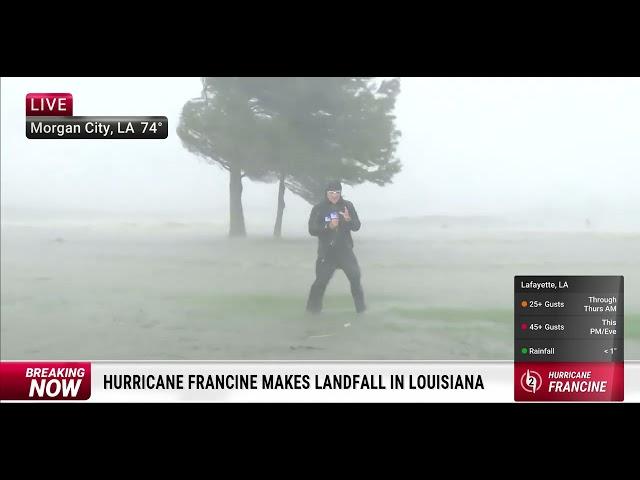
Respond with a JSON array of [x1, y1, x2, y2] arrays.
[[521, 323, 528, 330]]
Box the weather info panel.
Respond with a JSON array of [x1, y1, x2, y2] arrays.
[[514, 276, 624, 401]]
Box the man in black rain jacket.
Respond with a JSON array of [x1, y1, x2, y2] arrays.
[[306, 180, 366, 314]]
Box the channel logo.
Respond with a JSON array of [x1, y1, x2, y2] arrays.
[[520, 369, 542, 393]]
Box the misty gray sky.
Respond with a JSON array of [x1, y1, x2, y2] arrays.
[[2, 77, 639, 227]]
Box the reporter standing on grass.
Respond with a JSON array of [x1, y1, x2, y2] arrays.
[[306, 181, 366, 314]]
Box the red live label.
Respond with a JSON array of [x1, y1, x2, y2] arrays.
[[26, 93, 73, 116], [0, 362, 91, 400]]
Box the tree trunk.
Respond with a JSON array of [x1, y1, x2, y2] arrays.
[[229, 165, 246, 237], [273, 173, 286, 238]]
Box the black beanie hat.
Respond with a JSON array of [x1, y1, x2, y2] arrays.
[[326, 180, 342, 192]]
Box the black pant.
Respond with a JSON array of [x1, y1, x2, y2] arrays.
[[306, 248, 366, 313]]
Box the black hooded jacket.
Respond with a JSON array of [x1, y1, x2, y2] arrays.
[[308, 197, 361, 257]]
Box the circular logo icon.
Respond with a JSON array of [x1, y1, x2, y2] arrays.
[[520, 369, 542, 393]]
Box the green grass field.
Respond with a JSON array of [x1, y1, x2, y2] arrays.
[[1, 221, 638, 359]]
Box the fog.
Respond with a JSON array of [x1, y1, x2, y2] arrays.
[[2, 77, 639, 360], [2, 77, 639, 231]]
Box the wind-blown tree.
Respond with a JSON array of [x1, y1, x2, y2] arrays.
[[177, 78, 274, 237], [178, 77, 402, 238], [243, 77, 402, 237]]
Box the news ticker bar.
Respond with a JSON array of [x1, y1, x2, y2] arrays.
[[1, 362, 638, 402], [26, 116, 168, 139]]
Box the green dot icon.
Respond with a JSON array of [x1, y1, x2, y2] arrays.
[[521, 347, 528, 354]]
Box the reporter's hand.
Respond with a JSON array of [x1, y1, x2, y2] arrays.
[[339, 207, 351, 222], [329, 219, 339, 229]]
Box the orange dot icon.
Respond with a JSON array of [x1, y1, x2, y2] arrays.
[[521, 301, 528, 308]]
